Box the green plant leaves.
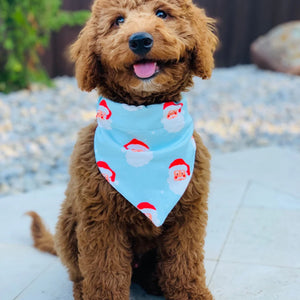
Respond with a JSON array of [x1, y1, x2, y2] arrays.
[[0, 0, 90, 93]]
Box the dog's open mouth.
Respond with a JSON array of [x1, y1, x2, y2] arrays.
[[132, 57, 185, 80], [133, 61, 159, 79]]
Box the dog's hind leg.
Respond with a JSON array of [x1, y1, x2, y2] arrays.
[[55, 184, 83, 300]]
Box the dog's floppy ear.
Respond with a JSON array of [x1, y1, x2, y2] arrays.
[[70, 23, 101, 92], [189, 6, 218, 79]]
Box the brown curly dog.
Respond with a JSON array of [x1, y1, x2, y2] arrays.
[[28, 0, 218, 299]]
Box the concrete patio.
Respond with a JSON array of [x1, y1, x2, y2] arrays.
[[1, 147, 299, 299]]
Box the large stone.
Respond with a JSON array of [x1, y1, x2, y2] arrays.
[[251, 21, 300, 75]]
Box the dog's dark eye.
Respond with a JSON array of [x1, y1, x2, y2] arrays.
[[156, 10, 168, 19], [115, 16, 125, 26]]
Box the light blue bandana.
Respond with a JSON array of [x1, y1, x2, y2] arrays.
[[94, 97, 196, 227]]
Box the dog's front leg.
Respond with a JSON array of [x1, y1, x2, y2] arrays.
[[77, 218, 132, 300], [158, 215, 213, 300]]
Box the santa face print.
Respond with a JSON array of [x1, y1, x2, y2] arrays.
[[97, 161, 116, 184], [123, 139, 153, 167], [102, 173, 110, 182], [167, 109, 179, 119], [173, 169, 187, 181], [97, 114, 112, 130], [161, 102, 185, 133], [96, 99, 112, 129], [167, 159, 191, 195], [137, 202, 160, 226], [96, 110, 106, 120]]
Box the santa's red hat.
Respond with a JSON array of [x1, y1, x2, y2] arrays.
[[97, 161, 116, 182], [163, 102, 183, 112], [169, 158, 190, 176], [98, 99, 112, 119], [124, 139, 149, 150], [137, 202, 156, 210]]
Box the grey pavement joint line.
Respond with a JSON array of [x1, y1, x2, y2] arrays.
[[208, 179, 252, 286], [13, 262, 54, 300]]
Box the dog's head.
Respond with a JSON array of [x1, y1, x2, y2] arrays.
[[71, 0, 218, 104]]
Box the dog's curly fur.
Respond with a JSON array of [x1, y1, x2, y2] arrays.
[[28, 0, 218, 299]]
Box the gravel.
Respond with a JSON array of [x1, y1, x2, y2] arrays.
[[1, 65, 299, 197]]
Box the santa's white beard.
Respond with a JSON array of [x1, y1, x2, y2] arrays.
[[161, 113, 185, 133], [122, 104, 144, 111], [125, 150, 153, 167], [167, 175, 189, 195], [97, 118, 112, 130], [140, 208, 160, 226]]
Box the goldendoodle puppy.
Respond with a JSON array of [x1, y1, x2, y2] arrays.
[[28, 0, 218, 299]]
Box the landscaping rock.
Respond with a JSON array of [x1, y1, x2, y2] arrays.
[[251, 21, 300, 75]]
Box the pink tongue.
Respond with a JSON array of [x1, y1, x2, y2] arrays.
[[133, 62, 156, 79]]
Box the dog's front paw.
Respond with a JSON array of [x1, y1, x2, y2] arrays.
[[192, 289, 214, 300], [187, 288, 214, 300], [165, 288, 214, 300]]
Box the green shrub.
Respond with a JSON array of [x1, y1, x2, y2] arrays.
[[0, 0, 90, 93]]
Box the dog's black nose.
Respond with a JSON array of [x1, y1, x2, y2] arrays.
[[129, 32, 153, 56]]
